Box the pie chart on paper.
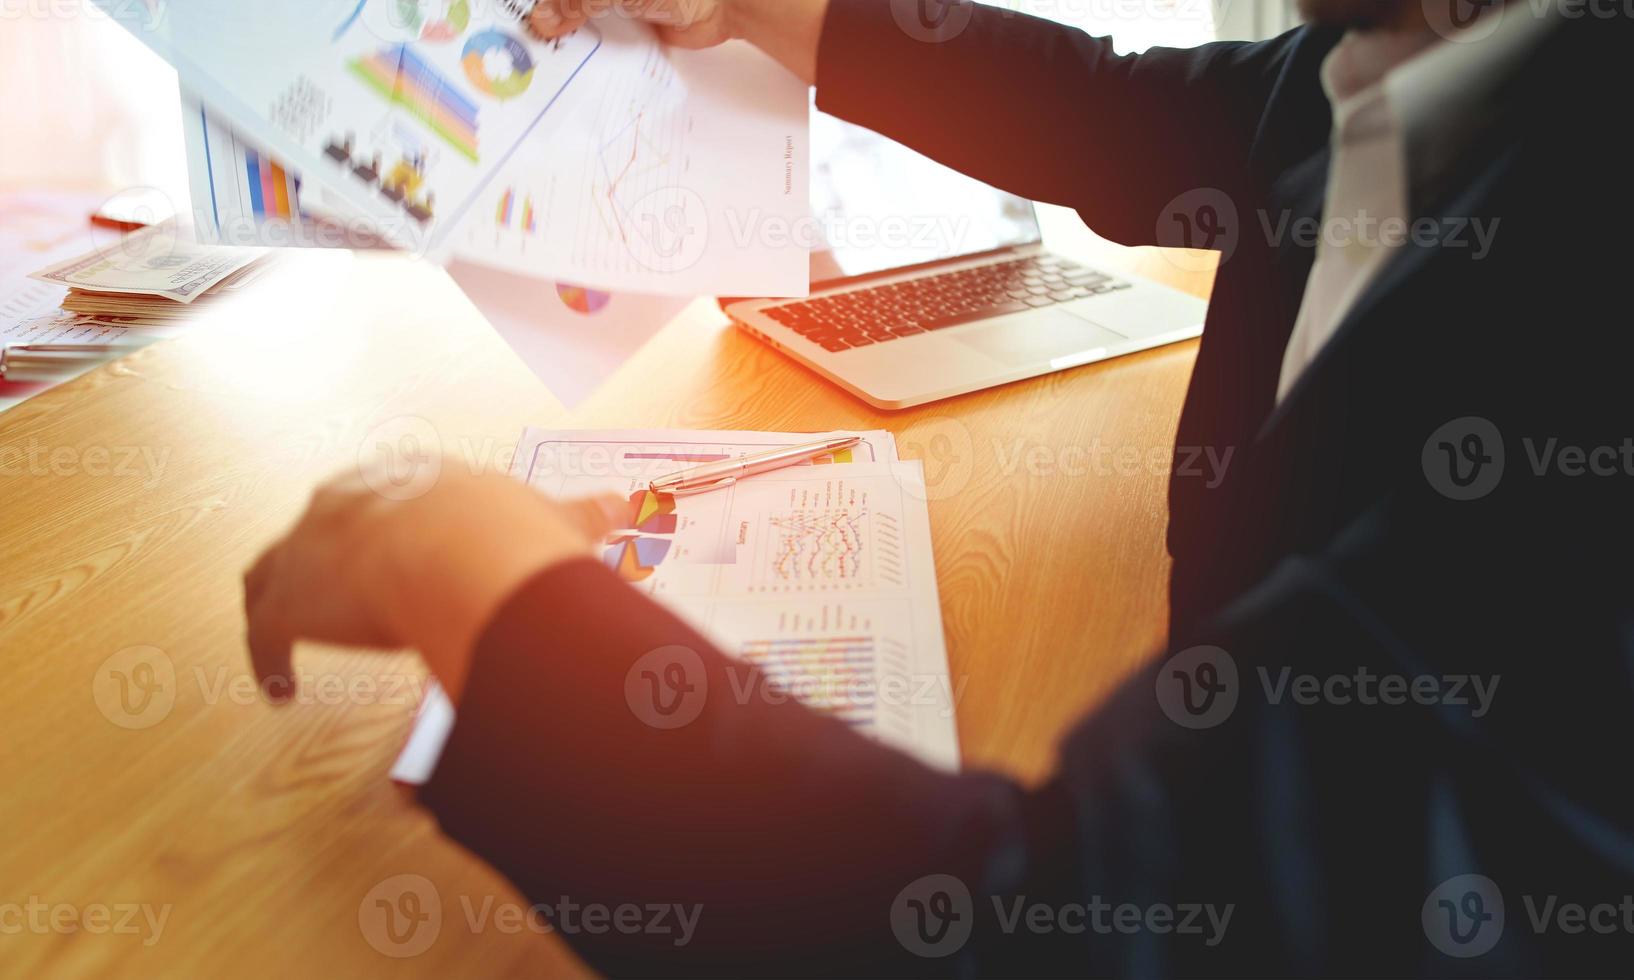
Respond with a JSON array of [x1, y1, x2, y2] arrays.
[[556, 283, 611, 315], [420, 0, 471, 42], [461, 29, 535, 100]]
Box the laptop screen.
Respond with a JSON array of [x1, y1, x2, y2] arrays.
[[810, 110, 1042, 285]]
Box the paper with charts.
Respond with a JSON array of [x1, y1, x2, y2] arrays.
[[391, 428, 960, 784], [104, 2, 809, 295]]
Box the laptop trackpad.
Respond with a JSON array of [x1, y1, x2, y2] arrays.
[[952, 310, 1129, 366]]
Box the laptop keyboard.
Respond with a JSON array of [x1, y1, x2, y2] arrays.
[[760, 255, 1130, 352]]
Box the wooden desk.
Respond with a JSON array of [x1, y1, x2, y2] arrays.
[[0, 240, 1212, 977]]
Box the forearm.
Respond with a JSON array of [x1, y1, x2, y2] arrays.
[[417, 559, 1041, 974], [732, 0, 829, 84], [808, 0, 1305, 243]]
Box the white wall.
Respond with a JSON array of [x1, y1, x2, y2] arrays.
[[0, 7, 186, 201]]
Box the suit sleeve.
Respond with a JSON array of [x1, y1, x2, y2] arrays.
[[419, 476, 1632, 976], [416, 558, 1043, 977], [814, 0, 1304, 245]]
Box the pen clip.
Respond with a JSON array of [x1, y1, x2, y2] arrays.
[[664, 475, 737, 497]]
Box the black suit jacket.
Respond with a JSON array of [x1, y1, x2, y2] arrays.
[[418, 5, 1633, 975]]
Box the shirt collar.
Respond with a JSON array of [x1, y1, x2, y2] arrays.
[[1318, 2, 1562, 206]]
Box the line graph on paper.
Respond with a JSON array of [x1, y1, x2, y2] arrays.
[[570, 43, 694, 275], [769, 508, 866, 585], [748, 482, 905, 592]]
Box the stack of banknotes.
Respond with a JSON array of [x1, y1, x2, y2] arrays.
[[29, 227, 269, 327]]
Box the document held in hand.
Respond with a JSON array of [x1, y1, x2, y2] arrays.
[[118, 2, 810, 295]]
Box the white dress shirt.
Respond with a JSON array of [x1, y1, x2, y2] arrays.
[[1275, 7, 1561, 403]]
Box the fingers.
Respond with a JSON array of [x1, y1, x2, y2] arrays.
[[526, 1, 588, 39], [526, 0, 699, 40], [561, 493, 630, 544], [243, 545, 296, 703]]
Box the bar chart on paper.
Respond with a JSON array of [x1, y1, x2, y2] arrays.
[[102, 0, 606, 249], [719, 599, 935, 752]]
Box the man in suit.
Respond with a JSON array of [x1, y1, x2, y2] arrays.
[[244, 0, 1632, 974]]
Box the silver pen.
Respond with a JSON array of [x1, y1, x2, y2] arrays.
[[649, 436, 864, 496], [0, 343, 127, 380]]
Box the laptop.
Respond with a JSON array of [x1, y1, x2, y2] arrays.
[[726, 113, 1208, 410]]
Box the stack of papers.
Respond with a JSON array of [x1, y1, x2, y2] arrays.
[[391, 428, 961, 783]]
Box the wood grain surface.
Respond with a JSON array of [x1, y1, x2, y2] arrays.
[[0, 235, 1214, 977]]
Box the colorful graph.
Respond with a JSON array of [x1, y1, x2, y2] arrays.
[[335, 0, 470, 43], [767, 509, 867, 584], [350, 45, 480, 161], [741, 635, 877, 727], [412, 0, 470, 42], [243, 147, 296, 220], [603, 535, 671, 582], [557, 283, 611, 315], [594, 109, 675, 247], [626, 489, 678, 534], [494, 188, 536, 233], [461, 30, 534, 100]]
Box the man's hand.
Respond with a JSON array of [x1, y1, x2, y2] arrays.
[[528, 0, 735, 49], [526, 0, 830, 85], [243, 465, 623, 706]]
